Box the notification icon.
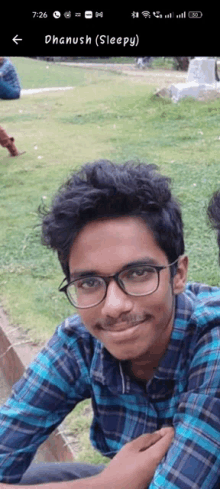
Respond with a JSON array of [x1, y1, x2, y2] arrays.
[[85, 11, 93, 18], [64, 11, 71, 18], [53, 11, 61, 19]]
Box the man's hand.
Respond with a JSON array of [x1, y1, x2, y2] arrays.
[[97, 427, 174, 489], [0, 428, 174, 489]]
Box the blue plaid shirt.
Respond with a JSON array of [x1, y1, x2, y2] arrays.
[[0, 58, 21, 91], [0, 282, 220, 487]]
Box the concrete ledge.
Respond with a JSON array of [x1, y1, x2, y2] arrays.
[[170, 81, 220, 102], [0, 308, 75, 463]]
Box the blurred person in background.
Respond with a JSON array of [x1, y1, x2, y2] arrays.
[[0, 125, 24, 156], [0, 57, 21, 100]]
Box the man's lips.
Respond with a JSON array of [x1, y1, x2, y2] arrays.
[[96, 315, 151, 333], [99, 320, 150, 343]]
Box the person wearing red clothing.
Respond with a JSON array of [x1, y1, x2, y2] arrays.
[[0, 125, 24, 157]]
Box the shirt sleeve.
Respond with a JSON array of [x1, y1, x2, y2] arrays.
[[149, 321, 220, 488], [0, 324, 92, 483]]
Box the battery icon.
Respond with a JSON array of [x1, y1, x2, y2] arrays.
[[188, 11, 203, 18]]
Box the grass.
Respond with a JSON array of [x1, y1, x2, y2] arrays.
[[64, 400, 109, 464], [11, 57, 119, 89], [1, 56, 220, 462]]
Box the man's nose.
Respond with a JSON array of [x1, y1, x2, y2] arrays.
[[100, 279, 133, 318]]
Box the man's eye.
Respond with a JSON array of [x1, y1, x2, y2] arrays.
[[125, 267, 154, 279], [77, 278, 101, 289]]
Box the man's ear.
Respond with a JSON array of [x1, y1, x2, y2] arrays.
[[172, 255, 188, 295]]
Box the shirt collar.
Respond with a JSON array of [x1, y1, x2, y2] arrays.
[[90, 341, 129, 394]]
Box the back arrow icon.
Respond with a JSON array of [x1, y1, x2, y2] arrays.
[[13, 35, 22, 45]]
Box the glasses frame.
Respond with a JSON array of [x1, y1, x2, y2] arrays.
[[58, 257, 179, 309]]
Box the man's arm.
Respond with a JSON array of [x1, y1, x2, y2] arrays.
[[0, 428, 174, 489], [148, 323, 220, 488], [0, 323, 93, 484]]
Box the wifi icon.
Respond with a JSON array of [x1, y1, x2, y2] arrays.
[[142, 11, 151, 18]]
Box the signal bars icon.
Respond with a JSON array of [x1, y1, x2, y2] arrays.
[[176, 11, 186, 18], [165, 12, 174, 18]]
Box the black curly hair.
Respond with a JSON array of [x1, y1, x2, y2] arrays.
[[40, 160, 185, 280]]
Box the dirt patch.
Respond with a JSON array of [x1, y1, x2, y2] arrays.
[[197, 90, 220, 101], [21, 87, 75, 95], [120, 69, 187, 89], [60, 62, 188, 88]]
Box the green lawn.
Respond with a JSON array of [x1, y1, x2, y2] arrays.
[[1, 56, 220, 462], [11, 57, 120, 89]]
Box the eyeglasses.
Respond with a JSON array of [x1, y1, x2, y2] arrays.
[[59, 258, 179, 309]]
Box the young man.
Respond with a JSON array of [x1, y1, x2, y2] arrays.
[[0, 58, 21, 100], [0, 160, 220, 489]]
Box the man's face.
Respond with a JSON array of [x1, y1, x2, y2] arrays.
[[68, 217, 187, 366]]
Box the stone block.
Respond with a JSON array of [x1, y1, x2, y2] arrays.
[[170, 82, 219, 103], [155, 87, 172, 98], [187, 57, 217, 85]]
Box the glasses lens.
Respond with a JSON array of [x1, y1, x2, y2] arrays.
[[119, 265, 158, 296], [67, 277, 106, 308]]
